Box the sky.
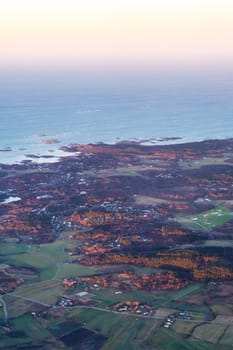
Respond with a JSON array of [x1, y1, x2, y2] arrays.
[[1, 0, 233, 70]]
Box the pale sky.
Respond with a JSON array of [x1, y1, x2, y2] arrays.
[[1, 0, 233, 69]]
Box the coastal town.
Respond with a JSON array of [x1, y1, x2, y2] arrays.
[[1, 138, 233, 349]]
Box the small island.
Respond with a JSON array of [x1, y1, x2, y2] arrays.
[[41, 139, 60, 145], [0, 147, 12, 152], [0, 138, 233, 349]]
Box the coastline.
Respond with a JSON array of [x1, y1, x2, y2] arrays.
[[1, 136, 233, 167]]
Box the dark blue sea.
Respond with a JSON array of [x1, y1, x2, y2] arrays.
[[1, 67, 233, 164]]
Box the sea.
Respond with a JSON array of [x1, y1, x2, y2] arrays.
[[1, 66, 233, 165]]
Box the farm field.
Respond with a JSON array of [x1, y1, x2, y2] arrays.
[[146, 328, 227, 350], [1, 227, 233, 348], [192, 323, 227, 344], [12, 280, 62, 305], [219, 326, 233, 345]]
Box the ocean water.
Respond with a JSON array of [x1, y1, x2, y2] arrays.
[[0, 68, 233, 164]]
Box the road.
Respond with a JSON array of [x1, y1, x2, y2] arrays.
[[3, 291, 233, 327]]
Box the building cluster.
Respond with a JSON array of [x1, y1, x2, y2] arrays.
[[110, 301, 154, 316]]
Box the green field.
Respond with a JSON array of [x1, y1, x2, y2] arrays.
[[94, 288, 158, 308], [4, 294, 40, 318], [211, 303, 233, 316], [12, 280, 62, 305], [0, 314, 54, 349], [55, 262, 96, 279], [0, 238, 96, 282], [147, 283, 205, 309], [12, 314, 51, 339], [202, 240, 233, 248], [0, 240, 68, 280], [192, 323, 227, 344], [181, 205, 233, 230], [146, 327, 226, 350], [2, 304, 233, 350], [1, 236, 233, 349], [65, 308, 160, 350], [219, 326, 233, 345], [179, 157, 233, 170], [171, 320, 197, 335]]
